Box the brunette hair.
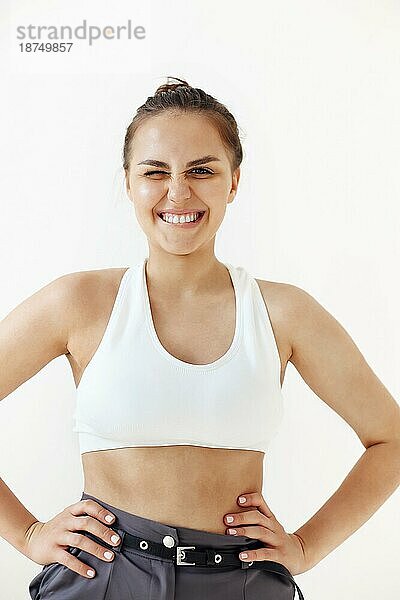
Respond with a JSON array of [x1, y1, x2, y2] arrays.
[[123, 76, 243, 174]]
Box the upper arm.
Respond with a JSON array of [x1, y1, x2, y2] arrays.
[[287, 285, 400, 448], [0, 274, 74, 401]]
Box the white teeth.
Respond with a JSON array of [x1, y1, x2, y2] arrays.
[[160, 212, 202, 224]]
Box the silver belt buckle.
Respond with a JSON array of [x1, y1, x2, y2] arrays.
[[176, 546, 196, 565]]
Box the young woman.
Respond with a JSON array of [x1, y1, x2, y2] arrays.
[[1, 77, 399, 600]]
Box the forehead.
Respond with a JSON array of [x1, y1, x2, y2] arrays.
[[131, 112, 228, 161]]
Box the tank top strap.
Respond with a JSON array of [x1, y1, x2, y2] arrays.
[[228, 263, 282, 389]]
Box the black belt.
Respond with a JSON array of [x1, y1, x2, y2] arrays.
[[101, 529, 305, 600]]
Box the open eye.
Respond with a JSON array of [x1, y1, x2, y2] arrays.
[[190, 167, 213, 176]]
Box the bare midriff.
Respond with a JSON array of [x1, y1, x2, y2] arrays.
[[81, 445, 264, 534]]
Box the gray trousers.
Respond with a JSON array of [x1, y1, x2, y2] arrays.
[[29, 491, 302, 599]]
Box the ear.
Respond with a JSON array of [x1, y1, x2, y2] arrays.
[[228, 166, 240, 204]]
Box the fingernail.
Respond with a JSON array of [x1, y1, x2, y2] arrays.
[[226, 516, 234, 523], [104, 551, 114, 560], [105, 514, 114, 523], [240, 553, 248, 559], [87, 569, 95, 577], [238, 496, 246, 504], [228, 529, 237, 535], [111, 534, 120, 544]]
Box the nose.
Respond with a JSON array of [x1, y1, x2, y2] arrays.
[[166, 176, 191, 203]]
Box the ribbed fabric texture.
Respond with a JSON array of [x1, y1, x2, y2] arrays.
[[72, 258, 285, 454]]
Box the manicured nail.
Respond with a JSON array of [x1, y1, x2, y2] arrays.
[[104, 551, 114, 560], [87, 569, 95, 577], [105, 514, 114, 523], [228, 529, 237, 535], [240, 553, 248, 559], [226, 516, 234, 523], [238, 496, 246, 504], [111, 534, 120, 544]]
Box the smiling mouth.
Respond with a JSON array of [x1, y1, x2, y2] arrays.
[[157, 211, 206, 226]]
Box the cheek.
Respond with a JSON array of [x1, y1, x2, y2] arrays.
[[195, 178, 225, 192], [132, 181, 163, 203]]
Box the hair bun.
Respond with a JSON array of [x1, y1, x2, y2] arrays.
[[154, 76, 191, 95]]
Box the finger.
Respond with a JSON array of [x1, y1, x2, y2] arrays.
[[226, 524, 276, 546], [224, 509, 276, 533], [55, 549, 98, 579], [68, 499, 116, 526], [237, 492, 275, 519], [65, 531, 116, 563], [238, 546, 282, 564], [69, 514, 121, 548]]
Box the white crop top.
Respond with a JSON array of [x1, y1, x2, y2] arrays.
[[72, 258, 285, 454]]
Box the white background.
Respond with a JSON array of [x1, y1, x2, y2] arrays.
[[1, 1, 399, 598]]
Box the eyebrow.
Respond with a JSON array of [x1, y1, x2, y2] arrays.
[[137, 155, 221, 168]]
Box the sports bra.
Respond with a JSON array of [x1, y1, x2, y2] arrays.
[[72, 258, 285, 454]]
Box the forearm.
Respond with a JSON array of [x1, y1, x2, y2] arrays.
[[0, 477, 40, 554], [293, 440, 400, 569]]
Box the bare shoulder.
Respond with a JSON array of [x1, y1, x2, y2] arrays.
[[256, 279, 400, 448], [61, 266, 129, 347], [0, 267, 124, 401], [61, 267, 128, 320], [255, 279, 321, 349], [254, 277, 303, 374], [255, 278, 339, 384], [57, 267, 129, 387]]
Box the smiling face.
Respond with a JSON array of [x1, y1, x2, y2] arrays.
[[124, 111, 240, 257]]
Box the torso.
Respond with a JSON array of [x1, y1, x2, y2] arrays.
[[65, 265, 292, 534]]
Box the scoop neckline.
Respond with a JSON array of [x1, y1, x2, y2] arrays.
[[142, 257, 242, 371]]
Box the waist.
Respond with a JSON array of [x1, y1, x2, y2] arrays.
[[82, 445, 264, 534]]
